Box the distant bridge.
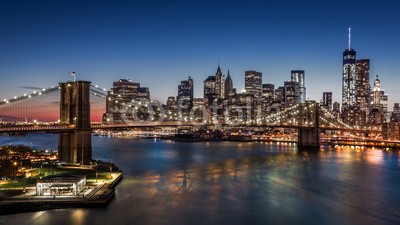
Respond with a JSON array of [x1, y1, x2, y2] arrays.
[[0, 80, 385, 156], [0, 121, 374, 133]]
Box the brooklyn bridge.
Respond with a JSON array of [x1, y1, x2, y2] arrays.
[[0, 80, 396, 165]]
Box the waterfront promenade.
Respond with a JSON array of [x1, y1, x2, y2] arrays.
[[0, 172, 122, 215]]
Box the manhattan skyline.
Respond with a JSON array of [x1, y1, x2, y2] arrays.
[[1, 0, 400, 108]]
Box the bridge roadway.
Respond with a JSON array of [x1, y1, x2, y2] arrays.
[[0, 122, 373, 133]]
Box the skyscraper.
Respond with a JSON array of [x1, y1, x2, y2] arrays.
[[342, 27, 356, 109], [245, 70, 262, 99], [371, 75, 388, 113], [322, 92, 332, 109], [369, 75, 388, 125], [274, 86, 284, 103], [355, 59, 370, 110], [103, 79, 150, 122], [203, 76, 217, 103], [261, 83, 275, 116], [224, 70, 234, 99], [165, 96, 178, 121], [177, 76, 194, 102], [372, 75, 381, 105], [284, 81, 298, 107], [333, 101, 340, 112], [291, 70, 306, 103], [177, 76, 194, 114], [262, 84, 275, 104], [215, 65, 225, 99]]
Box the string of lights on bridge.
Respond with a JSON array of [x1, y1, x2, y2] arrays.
[[263, 102, 354, 129], [1, 82, 356, 131], [0, 84, 109, 106]]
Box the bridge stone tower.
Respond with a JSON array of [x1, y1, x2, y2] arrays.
[[297, 101, 320, 150], [58, 81, 92, 164]]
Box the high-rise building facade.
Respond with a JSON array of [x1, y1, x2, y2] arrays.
[[245, 70, 262, 99], [321, 92, 332, 109], [261, 84, 275, 116], [284, 81, 298, 107], [372, 75, 381, 105], [274, 86, 284, 103], [291, 70, 306, 103], [391, 103, 400, 122], [262, 84, 275, 104], [203, 76, 217, 103], [342, 28, 356, 109], [215, 65, 225, 99], [165, 96, 178, 121], [177, 76, 194, 115], [224, 71, 234, 99], [355, 59, 370, 110], [333, 101, 340, 113], [368, 75, 388, 125], [103, 79, 151, 122], [177, 76, 194, 102]]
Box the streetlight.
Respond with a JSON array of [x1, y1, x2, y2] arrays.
[[109, 160, 112, 178]]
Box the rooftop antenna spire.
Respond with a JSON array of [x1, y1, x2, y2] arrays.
[[348, 27, 351, 50], [71, 71, 76, 82]]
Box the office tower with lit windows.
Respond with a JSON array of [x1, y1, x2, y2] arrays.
[[261, 84, 275, 116], [165, 96, 178, 121], [262, 84, 275, 105], [215, 65, 225, 99], [342, 28, 356, 110], [333, 101, 340, 112], [391, 103, 400, 122], [372, 75, 381, 105], [355, 59, 370, 110], [203, 76, 217, 103], [224, 70, 234, 99], [103, 79, 151, 122], [177, 76, 194, 102], [204, 65, 228, 103], [368, 75, 388, 125], [177, 76, 194, 115], [245, 70, 262, 99], [321, 92, 332, 109], [371, 75, 388, 113], [284, 81, 298, 107], [274, 86, 284, 104], [291, 70, 306, 103]]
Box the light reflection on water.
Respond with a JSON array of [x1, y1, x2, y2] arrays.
[[0, 134, 400, 225]]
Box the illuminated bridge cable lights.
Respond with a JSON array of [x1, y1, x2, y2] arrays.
[[0, 83, 107, 122], [0, 85, 61, 106]]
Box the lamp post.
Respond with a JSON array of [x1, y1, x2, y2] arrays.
[[109, 160, 112, 178], [94, 162, 98, 183]]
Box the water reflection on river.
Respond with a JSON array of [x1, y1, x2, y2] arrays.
[[0, 134, 400, 225]]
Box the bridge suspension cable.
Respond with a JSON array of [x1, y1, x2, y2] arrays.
[[0, 83, 107, 123]]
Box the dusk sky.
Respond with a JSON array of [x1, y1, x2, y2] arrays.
[[1, 0, 400, 107]]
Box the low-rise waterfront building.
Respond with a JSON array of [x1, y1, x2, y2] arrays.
[[36, 175, 86, 196]]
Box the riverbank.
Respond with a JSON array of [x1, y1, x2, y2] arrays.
[[0, 172, 122, 215]]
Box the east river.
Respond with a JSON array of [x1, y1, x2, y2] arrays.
[[0, 134, 400, 225]]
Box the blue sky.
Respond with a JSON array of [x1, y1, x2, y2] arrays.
[[1, 0, 400, 107]]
